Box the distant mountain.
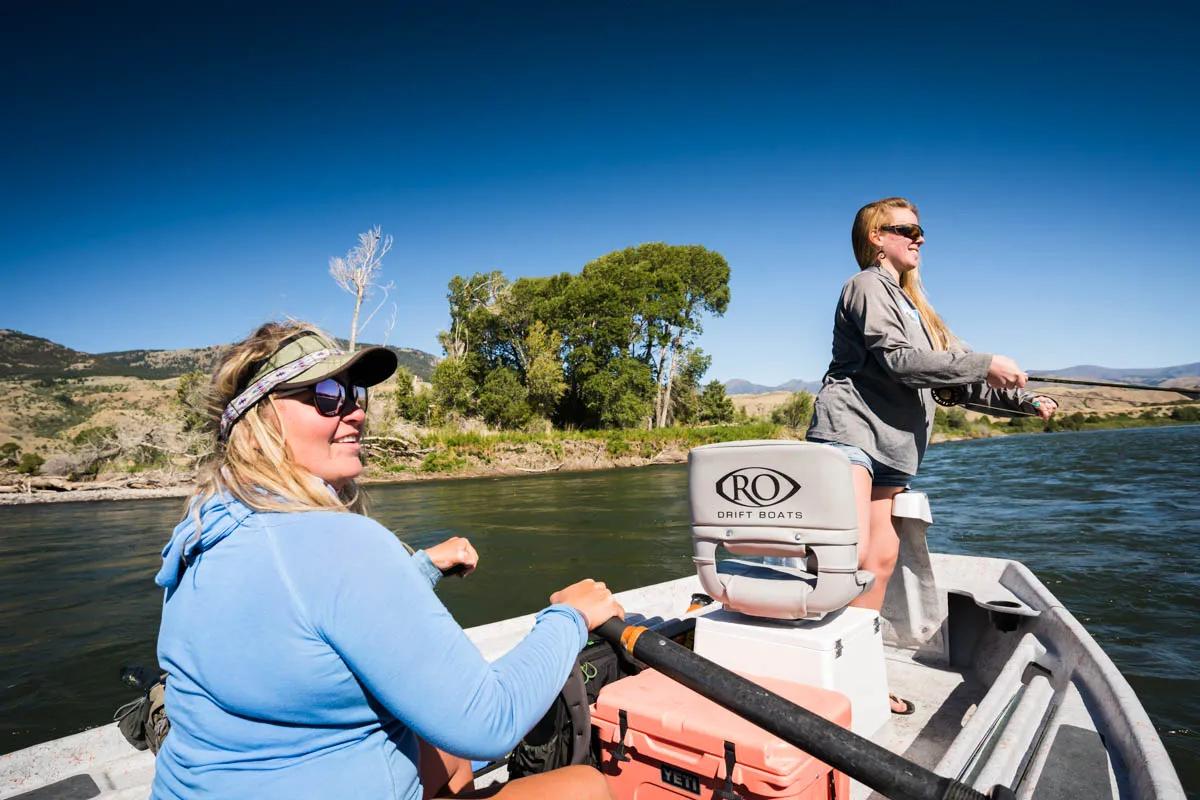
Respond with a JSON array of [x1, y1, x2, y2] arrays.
[[723, 379, 779, 395], [0, 329, 437, 381], [724, 378, 822, 395]]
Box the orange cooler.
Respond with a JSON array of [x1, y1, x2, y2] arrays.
[[592, 669, 851, 800]]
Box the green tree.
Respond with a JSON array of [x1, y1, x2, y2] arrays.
[[524, 321, 566, 419], [393, 368, 419, 419], [570, 244, 730, 428], [393, 367, 434, 425], [478, 368, 532, 429], [0, 441, 20, 468], [771, 391, 815, 429], [669, 350, 712, 426], [430, 357, 476, 419], [582, 358, 655, 429], [435, 243, 729, 430], [697, 380, 735, 424]]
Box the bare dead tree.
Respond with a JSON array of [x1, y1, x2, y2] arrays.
[[381, 302, 399, 347], [329, 226, 395, 352]]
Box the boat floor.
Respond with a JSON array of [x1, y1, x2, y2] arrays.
[[869, 656, 982, 799]]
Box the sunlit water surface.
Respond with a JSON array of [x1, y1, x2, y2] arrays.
[[1, 425, 1196, 795]]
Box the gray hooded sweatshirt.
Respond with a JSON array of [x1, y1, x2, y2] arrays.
[[807, 266, 1033, 475]]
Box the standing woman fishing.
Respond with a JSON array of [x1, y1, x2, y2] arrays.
[[806, 197, 1057, 714], [152, 321, 617, 799]]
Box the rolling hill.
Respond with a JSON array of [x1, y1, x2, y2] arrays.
[[0, 329, 437, 381]]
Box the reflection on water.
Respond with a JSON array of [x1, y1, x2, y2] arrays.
[[0, 426, 1196, 794]]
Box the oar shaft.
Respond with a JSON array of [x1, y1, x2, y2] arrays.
[[1027, 375, 1199, 397], [595, 619, 996, 800]]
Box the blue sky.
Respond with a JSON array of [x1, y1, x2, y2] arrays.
[[2, 2, 1196, 384]]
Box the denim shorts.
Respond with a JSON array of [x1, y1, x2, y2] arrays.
[[807, 438, 912, 488]]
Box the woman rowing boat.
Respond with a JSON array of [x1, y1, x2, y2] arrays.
[[151, 321, 618, 799], [806, 197, 1058, 714]]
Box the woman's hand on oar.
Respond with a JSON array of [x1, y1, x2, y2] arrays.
[[426, 536, 479, 578], [550, 579, 625, 630]]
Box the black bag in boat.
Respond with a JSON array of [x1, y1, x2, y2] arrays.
[[507, 637, 640, 778]]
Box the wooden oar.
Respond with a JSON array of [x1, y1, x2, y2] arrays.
[[594, 618, 1013, 800]]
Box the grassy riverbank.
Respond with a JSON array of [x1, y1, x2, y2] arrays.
[[365, 421, 784, 478], [930, 404, 1200, 442]]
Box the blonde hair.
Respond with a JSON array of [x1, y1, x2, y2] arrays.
[[850, 197, 954, 351], [183, 321, 364, 524]]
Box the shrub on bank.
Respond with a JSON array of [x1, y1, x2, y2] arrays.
[[16, 453, 45, 475], [770, 392, 814, 429], [1171, 405, 1200, 422]]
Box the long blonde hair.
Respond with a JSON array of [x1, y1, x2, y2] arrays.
[[851, 197, 954, 350], [184, 321, 364, 523]]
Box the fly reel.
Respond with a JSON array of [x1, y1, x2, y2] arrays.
[[932, 386, 966, 407]]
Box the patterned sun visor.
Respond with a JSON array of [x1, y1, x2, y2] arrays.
[[218, 348, 341, 440]]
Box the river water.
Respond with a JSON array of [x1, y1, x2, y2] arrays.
[[1, 425, 1196, 794]]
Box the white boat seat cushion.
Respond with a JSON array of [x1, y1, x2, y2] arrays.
[[689, 440, 874, 620]]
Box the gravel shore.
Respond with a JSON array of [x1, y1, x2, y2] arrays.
[[0, 484, 192, 506]]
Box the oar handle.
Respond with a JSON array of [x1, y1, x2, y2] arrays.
[[594, 618, 1008, 800]]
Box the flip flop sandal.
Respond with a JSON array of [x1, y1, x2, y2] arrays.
[[890, 694, 916, 715]]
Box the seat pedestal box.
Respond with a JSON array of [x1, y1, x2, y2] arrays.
[[592, 669, 850, 800], [693, 607, 890, 738]]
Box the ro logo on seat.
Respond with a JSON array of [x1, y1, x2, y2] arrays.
[[715, 467, 800, 508]]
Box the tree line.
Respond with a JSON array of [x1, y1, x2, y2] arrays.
[[394, 242, 738, 430]]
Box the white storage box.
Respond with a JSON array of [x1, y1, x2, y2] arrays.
[[693, 606, 890, 737]]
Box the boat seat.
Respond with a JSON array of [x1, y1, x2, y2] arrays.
[[689, 440, 873, 620]]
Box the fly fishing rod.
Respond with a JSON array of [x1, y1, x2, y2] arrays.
[[933, 375, 1199, 409], [1026, 375, 1200, 399], [594, 618, 1013, 800]]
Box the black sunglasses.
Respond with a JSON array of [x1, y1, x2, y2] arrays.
[[278, 378, 368, 417], [879, 223, 924, 240]]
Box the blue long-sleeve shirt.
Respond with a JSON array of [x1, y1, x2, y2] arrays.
[[151, 493, 587, 799]]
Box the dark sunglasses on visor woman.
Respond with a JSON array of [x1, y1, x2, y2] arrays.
[[219, 331, 397, 440], [276, 378, 369, 417]]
